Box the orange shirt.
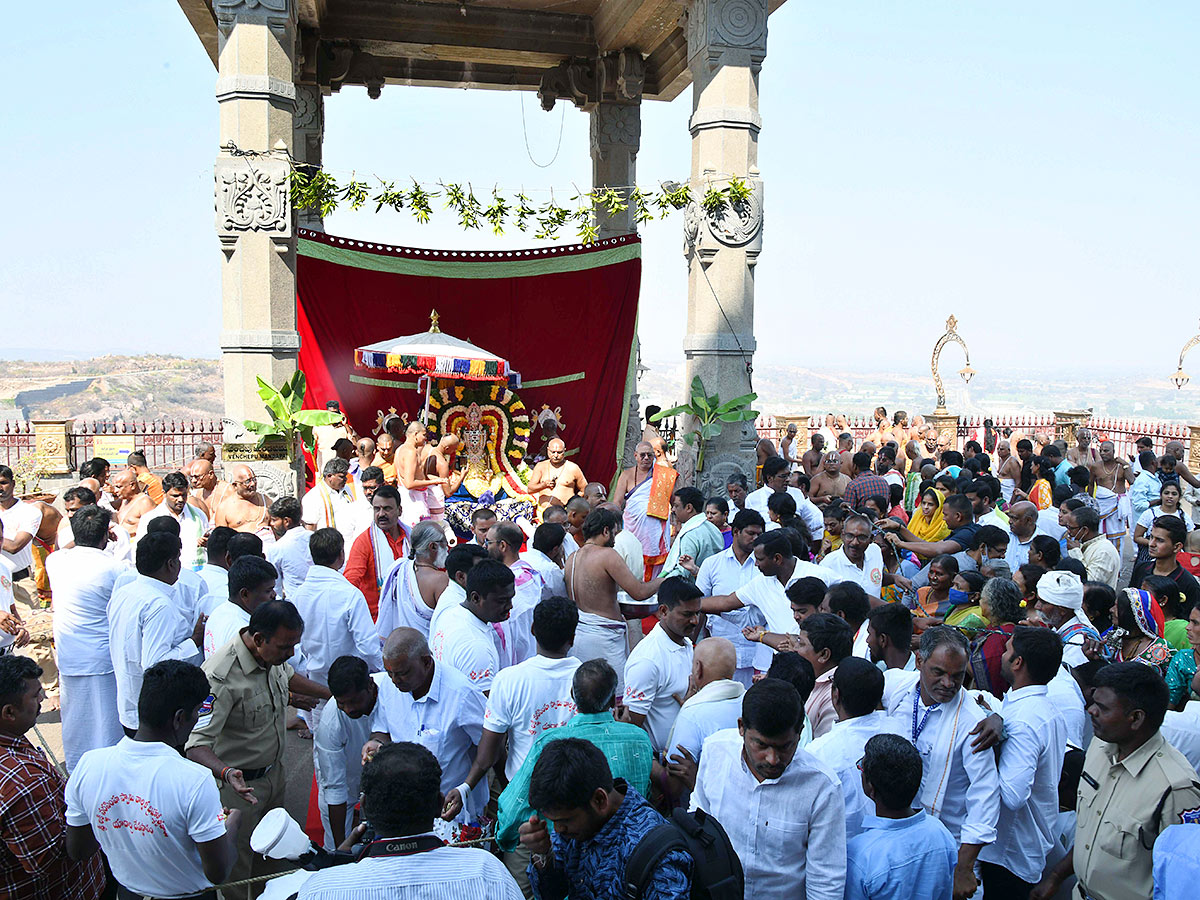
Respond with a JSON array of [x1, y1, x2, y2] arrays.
[[343, 527, 406, 619], [137, 472, 164, 505]]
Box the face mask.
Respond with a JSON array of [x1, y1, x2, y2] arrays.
[[948, 588, 970, 606]]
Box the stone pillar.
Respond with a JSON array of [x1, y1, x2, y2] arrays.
[[32, 420, 74, 476], [681, 0, 767, 495], [1188, 425, 1200, 472], [1054, 410, 1090, 446], [213, 0, 301, 491], [293, 83, 325, 232], [589, 51, 644, 469]]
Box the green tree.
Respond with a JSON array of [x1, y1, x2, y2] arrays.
[[650, 376, 759, 472]]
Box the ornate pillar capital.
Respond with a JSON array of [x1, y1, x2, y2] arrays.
[[685, 0, 769, 70], [538, 48, 645, 112], [213, 0, 295, 36]]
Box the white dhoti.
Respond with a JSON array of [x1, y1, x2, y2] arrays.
[[60, 671, 124, 772], [400, 486, 431, 530], [1000, 478, 1016, 504], [570, 612, 631, 695]]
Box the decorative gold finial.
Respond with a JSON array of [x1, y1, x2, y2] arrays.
[[429, 309, 441, 333], [946, 315, 958, 333]]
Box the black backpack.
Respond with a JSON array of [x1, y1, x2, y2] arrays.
[[623, 807, 744, 900]]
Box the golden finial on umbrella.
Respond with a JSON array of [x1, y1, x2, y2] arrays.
[[429, 309, 441, 333]]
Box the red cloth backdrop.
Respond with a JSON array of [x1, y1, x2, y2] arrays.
[[296, 230, 642, 486]]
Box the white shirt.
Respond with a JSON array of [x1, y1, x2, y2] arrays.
[[196, 564, 228, 615], [484, 654, 580, 778], [691, 729, 846, 900], [108, 574, 200, 729], [1047, 664, 1089, 750], [696, 546, 763, 670], [0, 559, 15, 651], [822, 544, 884, 598], [65, 738, 226, 898], [301, 482, 361, 545], [203, 600, 250, 660], [314, 698, 373, 809], [369, 667, 488, 819], [290, 566, 383, 686], [520, 548, 566, 599], [979, 685, 1068, 883], [1004, 527, 1044, 571], [0, 499, 42, 570], [118, 567, 210, 638], [57, 516, 132, 564], [806, 710, 909, 838], [45, 546, 124, 676], [296, 843, 524, 900], [432, 602, 505, 692], [745, 487, 823, 543], [613, 528, 644, 606], [136, 502, 210, 569], [1162, 702, 1200, 774], [734, 560, 835, 670], [622, 622, 693, 753], [667, 680, 745, 762], [1037, 508, 1067, 542], [428, 580, 466, 642], [884, 672, 1000, 845], [267, 526, 313, 599]]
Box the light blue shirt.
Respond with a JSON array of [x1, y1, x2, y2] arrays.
[[1129, 471, 1162, 523], [661, 514, 725, 582], [844, 810, 957, 900], [1154, 824, 1200, 900], [696, 546, 763, 670]]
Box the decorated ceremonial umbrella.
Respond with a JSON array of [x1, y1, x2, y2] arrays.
[[353, 310, 520, 422]]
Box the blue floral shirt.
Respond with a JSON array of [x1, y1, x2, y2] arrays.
[[529, 782, 691, 900]]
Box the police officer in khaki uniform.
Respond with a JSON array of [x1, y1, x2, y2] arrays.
[[1032, 663, 1200, 900], [185, 600, 330, 893]]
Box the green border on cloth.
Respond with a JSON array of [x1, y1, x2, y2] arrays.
[[612, 314, 641, 493], [299, 238, 641, 279]]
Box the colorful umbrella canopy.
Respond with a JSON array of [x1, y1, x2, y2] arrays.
[[354, 310, 516, 383]]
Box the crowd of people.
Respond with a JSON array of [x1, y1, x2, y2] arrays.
[[1, 407, 1200, 900]]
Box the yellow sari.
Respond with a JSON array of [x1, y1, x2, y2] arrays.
[[909, 490, 950, 544]]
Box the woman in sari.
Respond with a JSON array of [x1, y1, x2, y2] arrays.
[[1140, 575, 1190, 650], [908, 488, 949, 557], [1024, 455, 1055, 511], [1087, 588, 1173, 675], [1164, 604, 1200, 708]]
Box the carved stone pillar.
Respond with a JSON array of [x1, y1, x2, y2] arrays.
[[681, 0, 767, 495], [213, 0, 301, 492], [541, 49, 647, 471], [293, 83, 324, 232]]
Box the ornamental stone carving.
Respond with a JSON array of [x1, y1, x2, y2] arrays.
[[686, 0, 768, 67], [215, 155, 292, 238], [539, 49, 644, 111], [685, 177, 764, 261], [590, 103, 641, 151], [214, 0, 293, 33], [293, 84, 322, 133]]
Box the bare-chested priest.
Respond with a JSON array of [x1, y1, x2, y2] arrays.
[[187, 458, 232, 519], [396, 422, 447, 530], [111, 469, 155, 540], [614, 442, 678, 579], [526, 438, 588, 510], [564, 506, 666, 693], [212, 464, 271, 537], [994, 440, 1022, 505]]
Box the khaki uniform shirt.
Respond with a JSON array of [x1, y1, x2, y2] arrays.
[[1075, 732, 1200, 900], [185, 629, 294, 772]]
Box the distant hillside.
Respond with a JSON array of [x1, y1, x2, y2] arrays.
[[4, 354, 1200, 425], [0, 356, 222, 421]]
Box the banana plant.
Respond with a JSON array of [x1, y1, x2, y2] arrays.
[[242, 371, 343, 455], [650, 376, 759, 472]]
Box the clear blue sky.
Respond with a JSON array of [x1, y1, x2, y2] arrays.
[[3, 1, 1198, 382]]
